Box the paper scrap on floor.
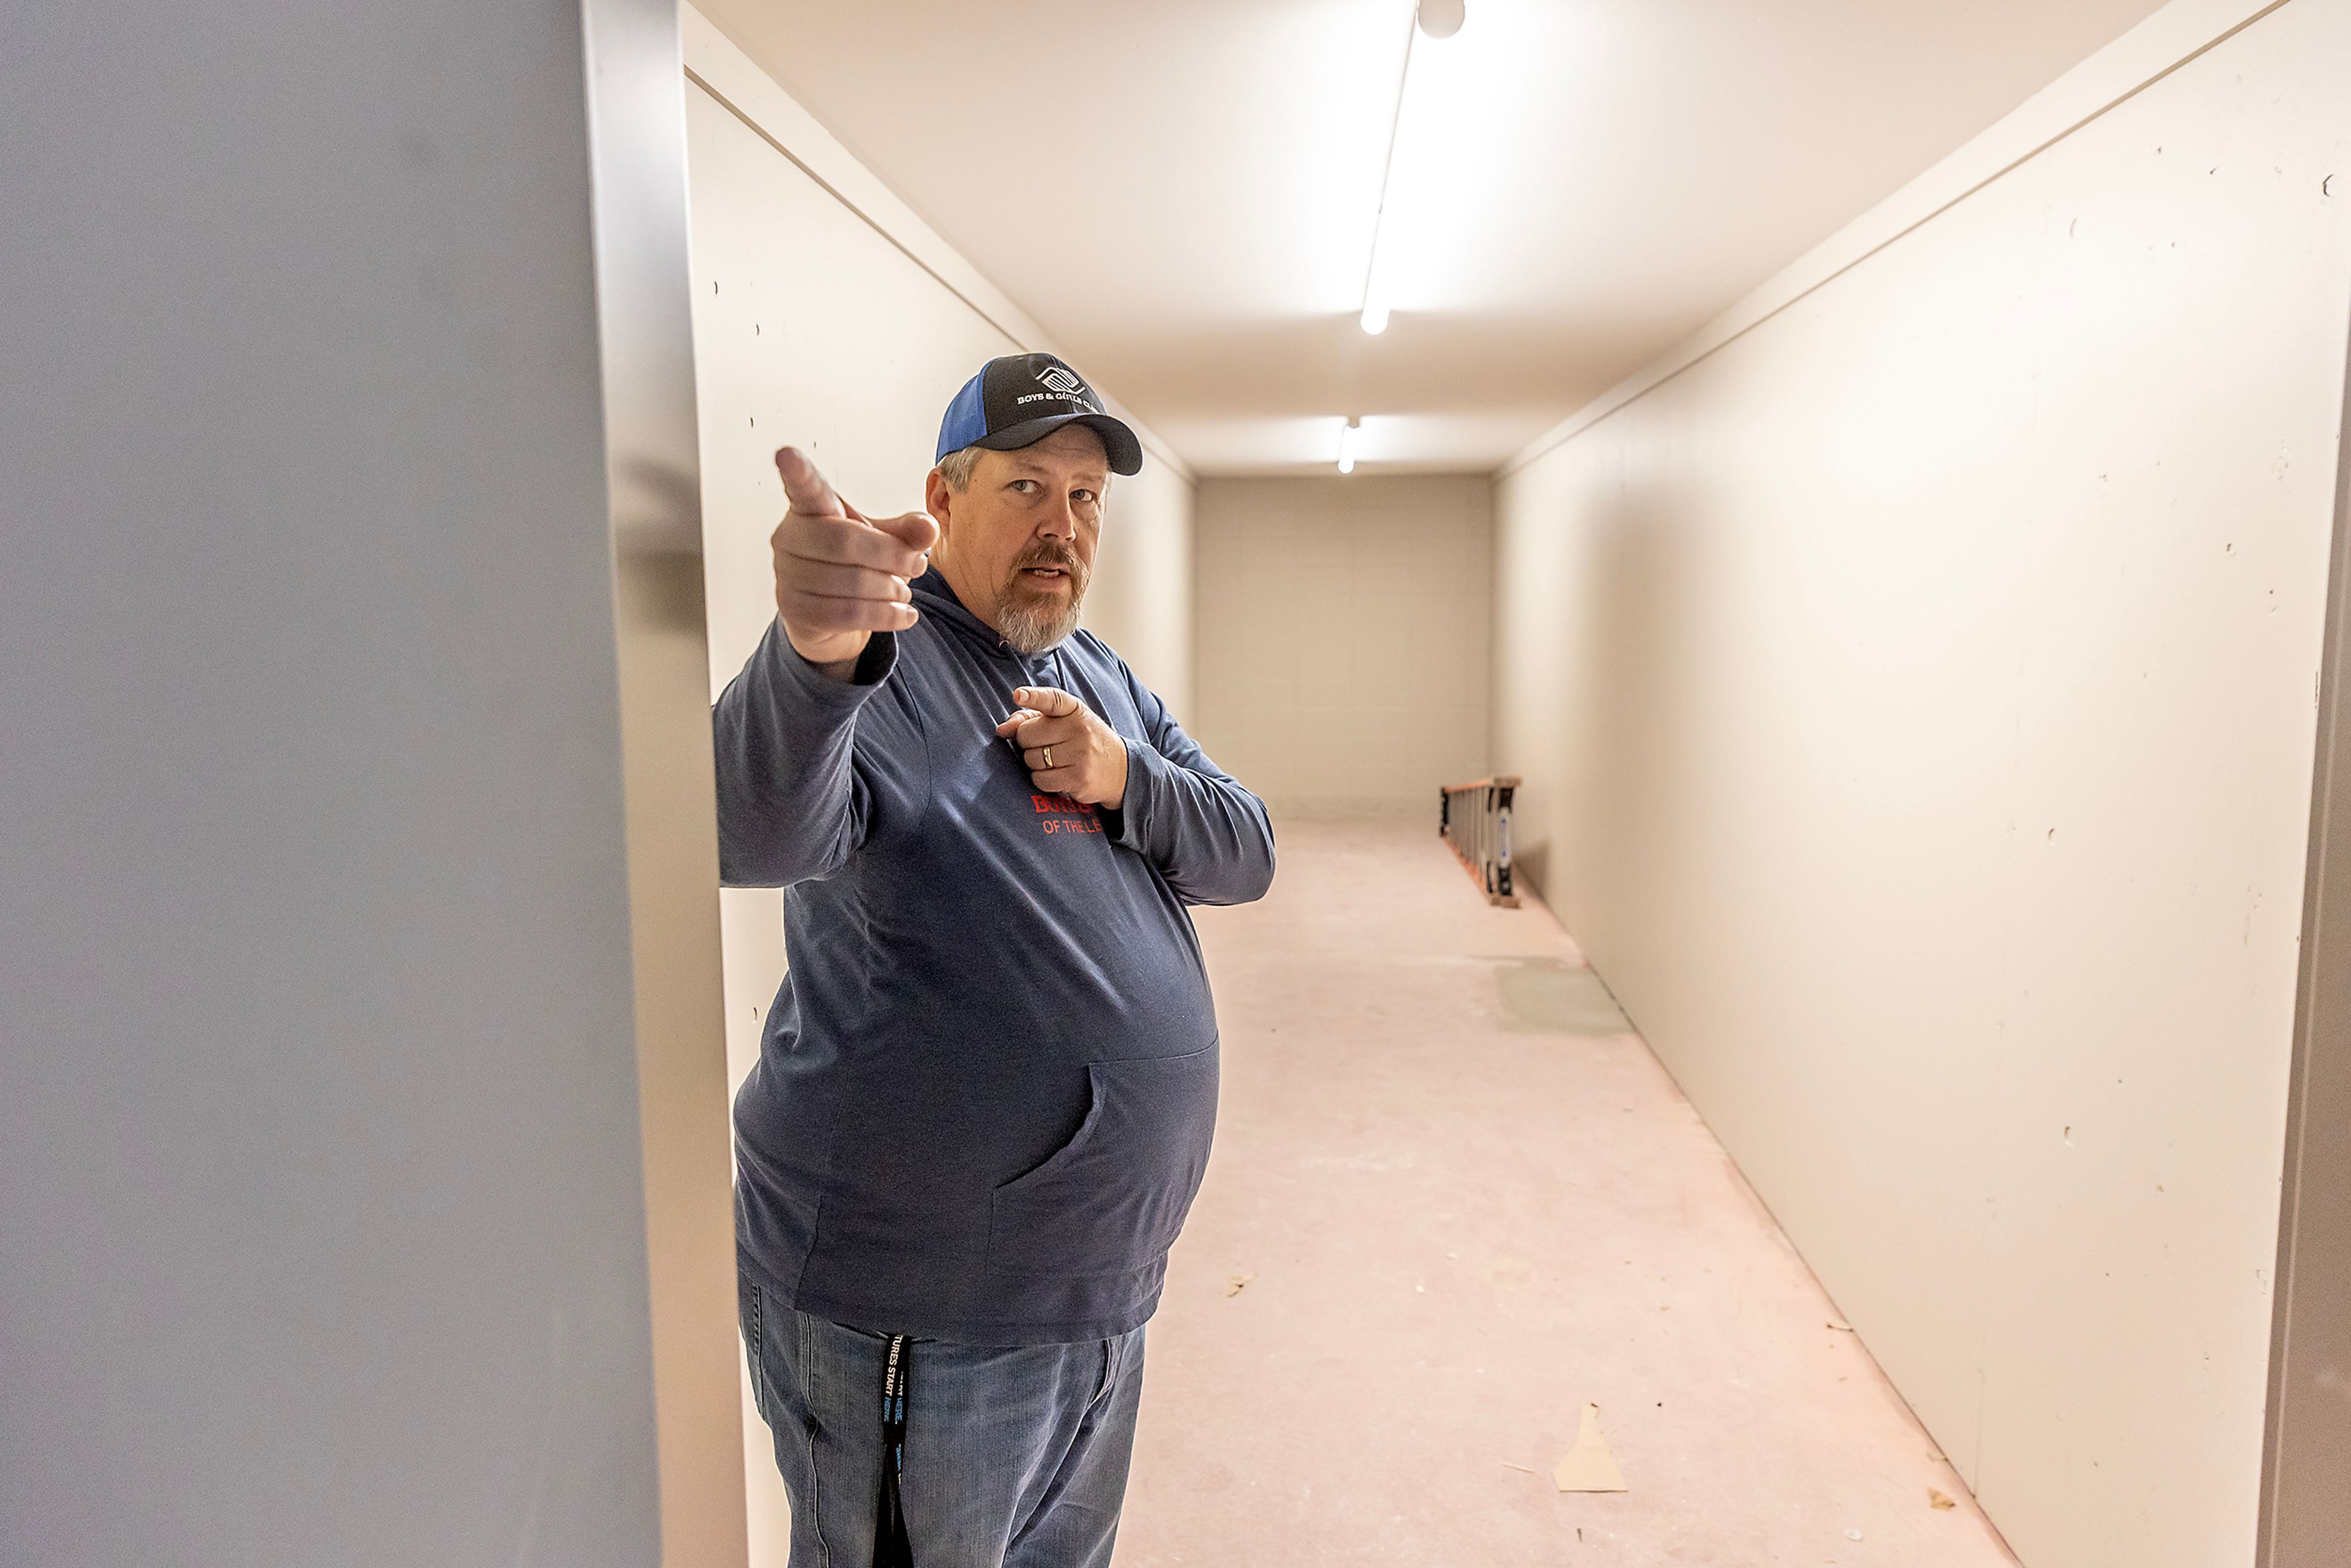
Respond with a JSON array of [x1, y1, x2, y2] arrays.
[[1554, 1403, 1628, 1493]]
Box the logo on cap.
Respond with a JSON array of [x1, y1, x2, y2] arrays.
[[1016, 364, 1095, 408]]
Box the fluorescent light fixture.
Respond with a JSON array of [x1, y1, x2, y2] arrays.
[[1337, 416, 1362, 473], [1359, 1, 1463, 335]]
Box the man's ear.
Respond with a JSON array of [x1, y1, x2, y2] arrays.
[[924, 468, 954, 535]]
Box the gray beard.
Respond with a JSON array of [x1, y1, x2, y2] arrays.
[[996, 583, 1086, 655], [994, 552, 1090, 653]]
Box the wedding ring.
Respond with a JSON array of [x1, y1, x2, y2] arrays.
[[1042, 746, 1054, 769]]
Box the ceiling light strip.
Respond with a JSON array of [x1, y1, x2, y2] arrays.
[[1357, 8, 1422, 336]]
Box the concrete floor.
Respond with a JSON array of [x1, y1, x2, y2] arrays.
[[1117, 820, 2020, 1567]]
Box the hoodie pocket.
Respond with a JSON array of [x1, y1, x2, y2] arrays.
[[988, 1044, 1220, 1278]]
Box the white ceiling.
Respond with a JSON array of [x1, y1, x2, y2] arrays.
[[696, 0, 2169, 475]]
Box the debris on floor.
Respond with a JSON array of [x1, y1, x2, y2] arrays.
[[1224, 1272, 1255, 1297], [1827, 1318, 1855, 1332], [1553, 1403, 1629, 1493], [1503, 1461, 1539, 1474], [1930, 1488, 1957, 1510]]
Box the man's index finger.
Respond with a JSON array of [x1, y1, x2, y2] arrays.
[[1015, 686, 1080, 717], [774, 445, 849, 520]]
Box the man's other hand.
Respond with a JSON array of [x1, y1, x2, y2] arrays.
[[771, 446, 939, 677], [996, 686, 1130, 809]]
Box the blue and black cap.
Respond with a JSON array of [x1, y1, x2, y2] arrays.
[[935, 352, 1144, 476]]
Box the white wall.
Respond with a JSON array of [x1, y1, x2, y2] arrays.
[[1088, 461, 1197, 721], [1491, 2, 2351, 1564], [1194, 475, 1492, 817], [680, 16, 1196, 1555]]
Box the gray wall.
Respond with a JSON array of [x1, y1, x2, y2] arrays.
[[1, 4, 668, 1563], [1193, 475, 1492, 818]]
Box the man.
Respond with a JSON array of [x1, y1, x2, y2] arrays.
[[714, 351, 1275, 1567]]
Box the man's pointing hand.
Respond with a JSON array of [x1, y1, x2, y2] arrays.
[[996, 686, 1131, 810], [771, 446, 940, 677]]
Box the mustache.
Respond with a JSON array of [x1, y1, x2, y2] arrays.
[[1010, 541, 1087, 580]]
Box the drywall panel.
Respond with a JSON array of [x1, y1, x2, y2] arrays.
[[2260, 320, 2351, 1566], [687, 84, 1016, 689], [0, 3, 670, 1564], [1195, 475, 1492, 817], [1089, 457, 1198, 721], [683, 69, 1196, 1559], [688, 75, 1004, 1558], [1491, 2, 2351, 1564], [586, 1, 748, 1562]]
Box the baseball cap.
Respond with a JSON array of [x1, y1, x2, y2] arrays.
[[935, 353, 1144, 476]]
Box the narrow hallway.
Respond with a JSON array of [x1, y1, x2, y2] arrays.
[[1122, 822, 2015, 1566], [20, 5, 2351, 1566]]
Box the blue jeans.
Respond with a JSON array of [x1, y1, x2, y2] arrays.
[[740, 1278, 1147, 1568]]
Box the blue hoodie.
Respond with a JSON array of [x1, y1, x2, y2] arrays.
[[714, 569, 1275, 1344]]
